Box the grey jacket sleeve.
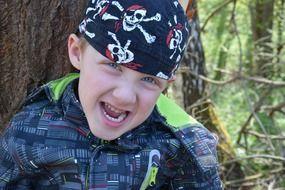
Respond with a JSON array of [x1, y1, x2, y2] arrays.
[[169, 126, 223, 190], [0, 127, 33, 190]]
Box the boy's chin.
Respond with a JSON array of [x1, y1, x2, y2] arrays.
[[90, 129, 123, 141]]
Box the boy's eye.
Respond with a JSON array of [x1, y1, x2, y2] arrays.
[[142, 76, 157, 85], [108, 62, 121, 71]]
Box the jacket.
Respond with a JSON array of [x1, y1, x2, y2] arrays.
[[0, 73, 223, 189]]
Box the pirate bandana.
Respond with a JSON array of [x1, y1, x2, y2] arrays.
[[79, 0, 189, 80]]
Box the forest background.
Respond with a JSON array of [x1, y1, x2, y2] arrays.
[[181, 0, 285, 189], [0, 0, 285, 189]]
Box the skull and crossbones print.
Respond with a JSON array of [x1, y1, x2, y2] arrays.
[[86, 0, 110, 19], [87, 0, 161, 44], [121, 5, 161, 43], [106, 32, 134, 63], [79, 17, 96, 38], [167, 15, 187, 63]]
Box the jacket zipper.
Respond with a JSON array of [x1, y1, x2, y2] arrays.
[[140, 149, 161, 190]]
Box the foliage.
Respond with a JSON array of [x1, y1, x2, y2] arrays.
[[198, 0, 285, 189]]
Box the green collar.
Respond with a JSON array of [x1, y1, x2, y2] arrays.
[[156, 93, 199, 130], [48, 73, 80, 101]]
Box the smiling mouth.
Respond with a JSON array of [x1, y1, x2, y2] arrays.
[[102, 102, 129, 123]]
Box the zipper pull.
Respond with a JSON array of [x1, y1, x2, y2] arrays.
[[140, 149, 161, 190], [149, 164, 159, 186]]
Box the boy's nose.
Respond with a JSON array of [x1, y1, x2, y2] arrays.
[[112, 83, 137, 106]]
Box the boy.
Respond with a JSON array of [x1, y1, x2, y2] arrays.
[[0, 0, 222, 189]]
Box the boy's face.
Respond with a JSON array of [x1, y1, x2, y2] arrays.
[[68, 34, 168, 140]]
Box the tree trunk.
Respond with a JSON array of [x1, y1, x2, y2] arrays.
[[0, 0, 88, 132], [249, 0, 275, 78]]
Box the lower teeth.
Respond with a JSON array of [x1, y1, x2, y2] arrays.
[[103, 111, 126, 122]]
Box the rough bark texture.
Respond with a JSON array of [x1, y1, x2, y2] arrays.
[[0, 0, 88, 132]]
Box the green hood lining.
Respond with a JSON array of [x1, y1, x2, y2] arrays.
[[48, 73, 198, 129], [156, 94, 199, 129], [48, 73, 80, 101]]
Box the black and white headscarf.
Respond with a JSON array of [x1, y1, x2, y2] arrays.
[[79, 0, 189, 80]]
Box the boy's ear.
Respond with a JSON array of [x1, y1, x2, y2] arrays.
[[68, 34, 81, 70]]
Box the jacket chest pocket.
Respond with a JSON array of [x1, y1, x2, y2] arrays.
[[31, 158, 83, 190], [88, 149, 161, 190]]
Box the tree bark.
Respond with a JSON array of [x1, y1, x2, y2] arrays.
[[0, 0, 88, 132]]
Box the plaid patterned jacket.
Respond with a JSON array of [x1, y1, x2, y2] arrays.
[[0, 74, 223, 190]]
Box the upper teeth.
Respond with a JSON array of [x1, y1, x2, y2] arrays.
[[106, 103, 123, 114]]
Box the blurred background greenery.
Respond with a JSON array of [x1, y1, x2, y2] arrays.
[[197, 0, 285, 189]]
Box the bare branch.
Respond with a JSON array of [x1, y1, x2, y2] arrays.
[[247, 130, 285, 140], [263, 102, 285, 116], [236, 89, 272, 144], [201, 0, 235, 31], [224, 169, 285, 187], [178, 67, 238, 85], [178, 67, 285, 87], [240, 76, 285, 87], [222, 154, 285, 165]]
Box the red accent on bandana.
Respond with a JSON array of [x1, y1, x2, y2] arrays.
[[115, 21, 123, 32], [166, 30, 173, 47], [175, 23, 184, 30], [127, 5, 146, 11], [124, 62, 143, 70], [105, 49, 114, 61], [166, 23, 184, 47], [99, 4, 110, 16]]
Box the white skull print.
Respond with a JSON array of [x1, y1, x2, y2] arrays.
[[79, 18, 96, 38], [156, 72, 169, 80], [86, 0, 110, 19], [123, 8, 147, 31], [122, 5, 161, 43], [167, 15, 186, 62], [169, 28, 183, 61], [107, 32, 134, 63], [91, 1, 162, 44]]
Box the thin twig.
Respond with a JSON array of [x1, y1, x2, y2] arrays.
[[263, 102, 285, 116], [225, 171, 284, 187], [222, 154, 285, 165], [236, 89, 272, 144], [178, 67, 285, 87], [240, 76, 285, 87], [225, 173, 263, 185], [178, 67, 238, 85], [201, 0, 235, 31], [247, 130, 285, 140]]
